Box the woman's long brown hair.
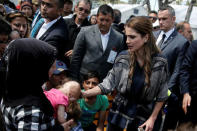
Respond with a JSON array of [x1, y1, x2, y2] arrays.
[[126, 16, 160, 88]]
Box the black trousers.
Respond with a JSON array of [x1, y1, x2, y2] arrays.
[[0, 110, 6, 131], [162, 93, 197, 131], [162, 94, 183, 131], [180, 94, 197, 124]]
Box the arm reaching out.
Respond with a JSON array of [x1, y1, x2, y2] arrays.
[[139, 102, 164, 131], [82, 86, 102, 98]]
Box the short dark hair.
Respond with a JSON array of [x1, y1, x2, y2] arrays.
[[83, 71, 101, 83], [89, 14, 96, 22], [77, 0, 92, 10], [159, 5, 175, 17], [55, 0, 65, 8], [126, 15, 135, 24], [176, 21, 189, 32], [113, 9, 121, 24], [149, 10, 157, 15], [97, 4, 114, 18], [0, 17, 12, 35], [64, 0, 73, 5]]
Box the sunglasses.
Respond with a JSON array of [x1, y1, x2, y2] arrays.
[[78, 7, 90, 14], [148, 16, 157, 21]]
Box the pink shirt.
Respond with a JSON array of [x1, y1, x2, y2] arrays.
[[44, 88, 69, 118]]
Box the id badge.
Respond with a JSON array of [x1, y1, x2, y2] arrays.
[[107, 50, 117, 64]]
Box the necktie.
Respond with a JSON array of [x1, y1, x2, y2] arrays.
[[30, 18, 44, 38], [158, 34, 166, 48]]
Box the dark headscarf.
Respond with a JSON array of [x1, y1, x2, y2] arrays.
[[0, 38, 57, 115]]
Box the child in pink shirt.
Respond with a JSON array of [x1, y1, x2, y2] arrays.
[[44, 81, 81, 124]]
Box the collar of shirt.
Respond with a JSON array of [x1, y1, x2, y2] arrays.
[[43, 16, 61, 30], [160, 27, 175, 42], [76, 23, 80, 27], [156, 27, 175, 45], [36, 16, 61, 39], [63, 14, 73, 19], [100, 27, 111, 38]]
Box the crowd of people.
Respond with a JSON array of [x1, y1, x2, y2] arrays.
[[0, 0, 196, 131]]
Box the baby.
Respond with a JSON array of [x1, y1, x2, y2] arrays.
[[44, 81, 81, 124]]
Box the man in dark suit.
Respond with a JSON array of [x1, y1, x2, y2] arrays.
[[154, 6, 189, 130], [70, 4, 124, 81], [179, 40, 197, 124], [31, 0, 68, 61], [64, 0, 91, 66]]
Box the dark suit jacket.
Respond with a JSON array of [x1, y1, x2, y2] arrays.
[[33, 17, 69, 61], [154, 29, 189, 95], [64, 15, 91, 50], [70, 25, 124, 81], [180, 40, 197, 96]]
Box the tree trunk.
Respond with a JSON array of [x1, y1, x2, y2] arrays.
[[164, 0, 169, 5], [158, 0, 175, 9], [146, 0, 151, 13], [185, 0, 195, 22], [142, 0, 151, 13], [158, 0, 163, 9]]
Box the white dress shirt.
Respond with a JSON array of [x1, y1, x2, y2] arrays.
[[100, 29, 111, 51], [36, 17, 61, 39]]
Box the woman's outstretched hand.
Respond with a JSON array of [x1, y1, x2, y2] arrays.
[[81, 86, 102, 98]]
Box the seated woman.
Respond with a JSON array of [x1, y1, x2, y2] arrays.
[[82, 16, 169, 131], [78, 71, 109, 131]]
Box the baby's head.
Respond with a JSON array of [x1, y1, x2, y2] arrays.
[[59, 81, 81, 102]]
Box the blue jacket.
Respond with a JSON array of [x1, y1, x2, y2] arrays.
[[154, 30, 190, 96], [180, 40, 197, 96]]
